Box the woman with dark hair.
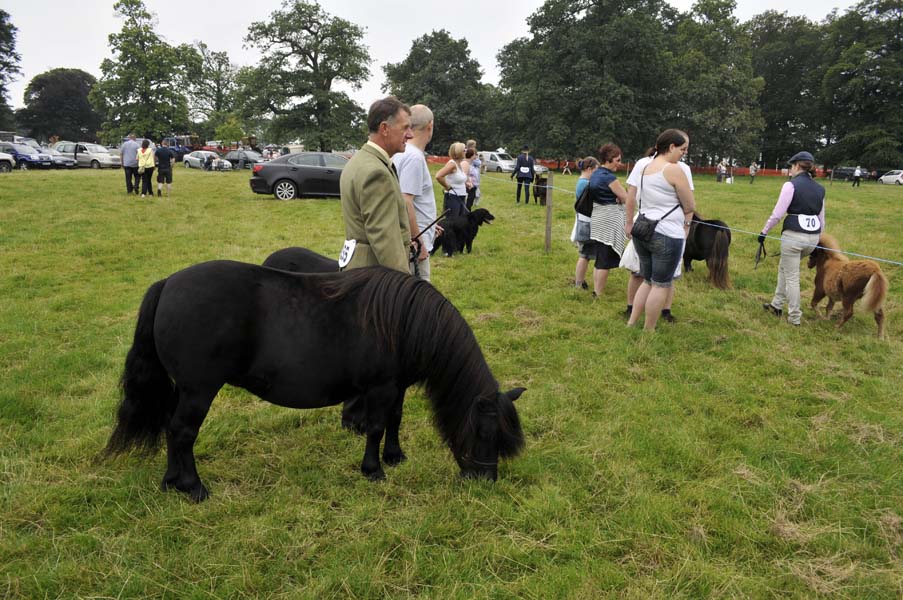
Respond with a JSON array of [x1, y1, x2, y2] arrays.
[[572, 156, 599, 290], [136, 139, 155, 198], [625, 129, 696, 330], [759, 151, 825, 326], [587, 143, 628, 298]]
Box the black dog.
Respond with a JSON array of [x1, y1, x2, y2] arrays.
[[433, 208, 495, 257], [683, 213, 731, 289]]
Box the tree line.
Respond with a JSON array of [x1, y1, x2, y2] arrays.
[[1, 0, 900, 170]]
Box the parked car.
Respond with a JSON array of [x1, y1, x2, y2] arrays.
[[477, 150, 547, 175], [224, 149, 264, 169], [43, 147, 78, 169], [53, 141, 121, 168], [830, 166, 856, 181], [183, 150, 232, 170], [0, 151, 14, 173], [878, 170, 903, 185], [0, 142, 52, 169], [249, 151, 348, 199]]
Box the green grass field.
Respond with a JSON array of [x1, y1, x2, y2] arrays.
[[1, 165, 902, 598]]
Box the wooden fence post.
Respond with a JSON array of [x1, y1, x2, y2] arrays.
[[544, 172, 553, 253]]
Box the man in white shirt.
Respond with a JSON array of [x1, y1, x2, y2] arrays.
[[622, 153, 695, 321], [392, 104, 439, 281]]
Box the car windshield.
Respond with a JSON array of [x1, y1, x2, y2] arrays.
[[244, 151, 262, 160], [44, 148, 61, 156], [13, 144, 38, 155], [496, 153, 513, 161], [87, 144, 109, 153]]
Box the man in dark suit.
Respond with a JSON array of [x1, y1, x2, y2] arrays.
[[511, 145, 536, 204], [340, 96, 414, 272]]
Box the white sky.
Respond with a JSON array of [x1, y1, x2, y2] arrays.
[[5, 0, 856, 112]]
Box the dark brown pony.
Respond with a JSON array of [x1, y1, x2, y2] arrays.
[[684, 213, 731, 289], [808, 233, 888, 338], [106, 262, 525, 501]]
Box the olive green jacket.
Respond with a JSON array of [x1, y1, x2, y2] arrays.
[[340, 143, 412, 272]]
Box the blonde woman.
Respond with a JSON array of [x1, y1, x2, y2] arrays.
[[136, 139, 156, 198], [436, 142, 470, 217]]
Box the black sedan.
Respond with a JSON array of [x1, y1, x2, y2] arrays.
[[224, 149, 264, 169], [250, 152, 348, 200]]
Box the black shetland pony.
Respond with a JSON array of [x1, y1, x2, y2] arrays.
[[106, 262, 525, 501], [262, 246, 339, 273], [683, 213, 732, 289]]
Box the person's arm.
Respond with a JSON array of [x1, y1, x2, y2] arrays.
[[625, 185, 637, 239], [761, 182, 795, 234], [403, 193, 427, 261], [359, 169, 409, 272], [461, 160, 473, 189], [435, 160, 455, 190], [819, 197, 826, 231], [664, 164, 696, 233], [609, 179, 628, 205]]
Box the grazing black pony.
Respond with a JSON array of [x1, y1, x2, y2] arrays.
[[683, 213, 731, 289], [262, 246, 338, 273], [433, 208, 495, 257], [106, 262, 525, 501]]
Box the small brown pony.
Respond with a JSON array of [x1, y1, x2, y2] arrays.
[[807, 233, 888, 338]]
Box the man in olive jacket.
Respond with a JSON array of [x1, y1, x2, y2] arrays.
[[340, 97, 414, 272]]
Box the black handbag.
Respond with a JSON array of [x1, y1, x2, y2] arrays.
[[574, 183, 593, 218], [631, 164, 681, 242]]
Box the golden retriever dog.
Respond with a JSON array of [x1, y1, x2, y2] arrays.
[[807, 233, 888, 338]]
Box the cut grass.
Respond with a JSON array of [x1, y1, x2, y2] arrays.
[[1, 166, 902, 597]]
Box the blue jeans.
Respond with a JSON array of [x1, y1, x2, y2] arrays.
[[634, 232, 684, 287]]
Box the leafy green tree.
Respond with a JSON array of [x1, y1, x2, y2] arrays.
[[671, 0, 764, 164], [89, 0, 198, 142], [746, 11, 825, 167], [383, 30, 490, 154], [497, 0, 681, 161], [818, 0, 903, 170], [0, 9, 21, 130], [16, 69, 103, 141], [239, 0, 370, 151], [214, 114, 244, 146], [186, 42, 237, 122]]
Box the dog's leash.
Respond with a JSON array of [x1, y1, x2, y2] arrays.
[[755, 238, 767, 270], [409, 209, 451, 276]]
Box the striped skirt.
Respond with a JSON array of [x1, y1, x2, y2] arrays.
[[590, 203, 627, 257]]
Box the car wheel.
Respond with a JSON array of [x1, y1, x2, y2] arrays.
[[18, 161, 28, 171], [91, 160, 101, 169], [0, 162, 11, 173], [273, 180, 298, 200], [896, 180, 901, 185], [184, 161, 191, 169], [496, 166, 502, 172]]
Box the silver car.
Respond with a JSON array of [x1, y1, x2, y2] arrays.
[[53, 141, 122, 169], [183, 151, 232, 170]]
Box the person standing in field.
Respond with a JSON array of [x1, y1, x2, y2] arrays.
[[339, 96, 413, 273], [852, 165, 862, 187], [436, 142, 471, 218], [120, 133, 140, 195], [154, 139, 176, 197], [136, 139, 155, 198], [749, 161, 758, 184], [573, 156, 599, 291], [393, 104, 439, 281], [759, 151, 825, 327], [587, 143, 628, 298], [511, 145, 536, 204]]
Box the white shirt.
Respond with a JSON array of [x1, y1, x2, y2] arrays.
[[627, 156, 693, 240]]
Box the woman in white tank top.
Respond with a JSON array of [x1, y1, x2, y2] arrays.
[[436, 142, 471, 217], [625, 129, 696, 331]]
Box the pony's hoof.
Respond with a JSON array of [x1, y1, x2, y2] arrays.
[[383, 450, 407, 466], [189, 484, 209, 502], [363, 467, 386, 481]]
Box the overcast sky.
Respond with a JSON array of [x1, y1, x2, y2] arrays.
[[6, 0, 856, 112]]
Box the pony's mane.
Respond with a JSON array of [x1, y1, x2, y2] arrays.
[[818, 234, 849, 261], [318, 268, 512, 454]]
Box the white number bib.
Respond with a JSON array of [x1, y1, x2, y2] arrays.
[[338, 239, 357, 268], [798, 215, 820, 232], [520, 166, 530, 174]]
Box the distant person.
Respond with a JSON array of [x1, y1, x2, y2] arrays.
[[749, 161, 759, 184], [572, 156, 599, 290], [204, 153, 214, 171], [394, 104, 439, 281], [340, 96, 413, 272], [716, 159, 727, 183], [511, 145, 536, 204], [466, 139, 482, 209], [154, 139, 176, 197], [120, 133, 140, 195], [759, 151, 825, 327], [852, 165, 862, 187], [136, 139, 155, 198], [561, 160, 572, 175], [436, 142, 470, 217]]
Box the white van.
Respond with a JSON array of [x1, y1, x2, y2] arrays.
[[479, 150, 516, 173]]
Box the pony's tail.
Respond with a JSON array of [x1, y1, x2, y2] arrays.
[[106, 278, 176, 455], [862, 269, 888, 313], [707, 229, 731, 290]]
